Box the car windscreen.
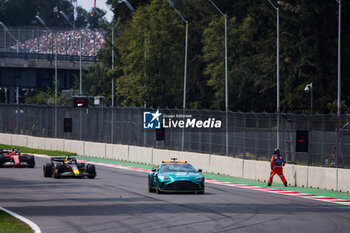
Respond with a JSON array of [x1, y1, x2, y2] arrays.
[[160, 164, 197, 173]]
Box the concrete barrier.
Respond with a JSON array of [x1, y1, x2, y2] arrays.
[[27, 136, 42, 149], [44, 138, 64, 151], [84, 142, 93, 158], [152, 149, 170, 165], [308, 166, 337, 190], [105, 144, 129, 160], [128, 146, 152, 164], [90, 142, 106, 158], [177, 151, 210, 172], [283, 164, 296, 187], [11, 134, 28, 147], [105, 144, 114, 160], [338, 169, 350, 193], [208, 155, 243, 177], [168, 150, 180, 161], [0, 133, 12, 145], [114, 144, 129, 161], [1, 132, 349, 193], [294, 165, 308, 188], [64, 140, 85, 155], [243, 160, 270, 182]]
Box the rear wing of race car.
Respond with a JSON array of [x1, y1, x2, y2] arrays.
[[1, 149, 21, 153], [51, 157, 66, 162], [51, 157, 77, 163]]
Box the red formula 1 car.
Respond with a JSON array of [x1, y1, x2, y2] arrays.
[[0, 149, 35, 168]]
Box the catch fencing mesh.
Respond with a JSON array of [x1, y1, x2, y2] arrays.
[[0, 104, 349, 168]]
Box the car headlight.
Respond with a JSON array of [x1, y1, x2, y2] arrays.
[[196, 175, 204, 181], [159, 175, 169, 181]]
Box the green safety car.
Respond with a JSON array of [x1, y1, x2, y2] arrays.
[[148, 158, 205, 194]]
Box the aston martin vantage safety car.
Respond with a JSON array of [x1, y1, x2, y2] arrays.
[[0, 149, 35, 168], [43, 156, 96, 179], [148, 158, 205, 194]]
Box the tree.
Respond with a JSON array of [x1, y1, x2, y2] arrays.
[[24, 88, 71, 105], [86, 7, 107, 29], [115, 0, 185, 108], [203, 1, 276, 112], [82, 63, 112, 105], [106, 0, 150, 23]]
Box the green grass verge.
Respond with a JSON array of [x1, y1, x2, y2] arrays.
[[0, 144, 76, 157], [2, 143, 350, 201], [0, 210, 32, 233]]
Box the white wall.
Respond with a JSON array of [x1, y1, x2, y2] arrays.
[[64, 140, 85, 155], [128, 146, 152, 164], [12, 134, 28, 147], [0, 133, 12, 145], [2, 133, 349, 193]]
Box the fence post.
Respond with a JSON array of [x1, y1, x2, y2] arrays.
[[243, 112, 246, 159], [111, 107, 114, 144], [267, 113, 272, 156], [254, 112, 258, 160], [128, 108, 132, 144], [232, 112, 238, 156], [307, 114, 311, 166], [321, 114, 325, 166]]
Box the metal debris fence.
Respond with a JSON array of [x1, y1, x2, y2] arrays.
[[0, 104, 349, 168]]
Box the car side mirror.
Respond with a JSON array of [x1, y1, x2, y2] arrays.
[[151, 167, 157, 172], [198, 169, 202, 173]]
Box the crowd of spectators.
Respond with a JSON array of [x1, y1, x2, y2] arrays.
[[13, 29, 104, 57]]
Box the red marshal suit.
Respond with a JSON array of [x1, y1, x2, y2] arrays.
[[268, 153, 287, 186]]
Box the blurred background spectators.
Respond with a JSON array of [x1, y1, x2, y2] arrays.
[[13, 29, 104, 56]]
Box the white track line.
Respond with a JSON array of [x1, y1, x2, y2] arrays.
[[0, 207, 41, 233]]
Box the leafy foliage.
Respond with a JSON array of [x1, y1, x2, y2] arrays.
[[4, 0, 350, 113], [103, 0, 350, 113], [115, 0, 184, 107], [82, 63, 112, 105], [24, 88, 71, 105]]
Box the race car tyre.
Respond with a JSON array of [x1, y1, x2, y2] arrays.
[[0, 154, 5, 165], [197, 191, 205, 194], [43, 163, 53, 177], [27, 155, 35, 168], [86, 164, 96, 179], [156, 179, 163, 194], [53, 164, 63, 178], [148, 175, 155, 193]]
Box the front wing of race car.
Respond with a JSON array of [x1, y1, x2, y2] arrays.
[[55, 167, 90, 178]]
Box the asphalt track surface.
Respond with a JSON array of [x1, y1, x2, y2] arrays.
[[1, 157, 350, 233]]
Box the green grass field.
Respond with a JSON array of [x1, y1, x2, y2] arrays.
[[0, 210, 32, 233]]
